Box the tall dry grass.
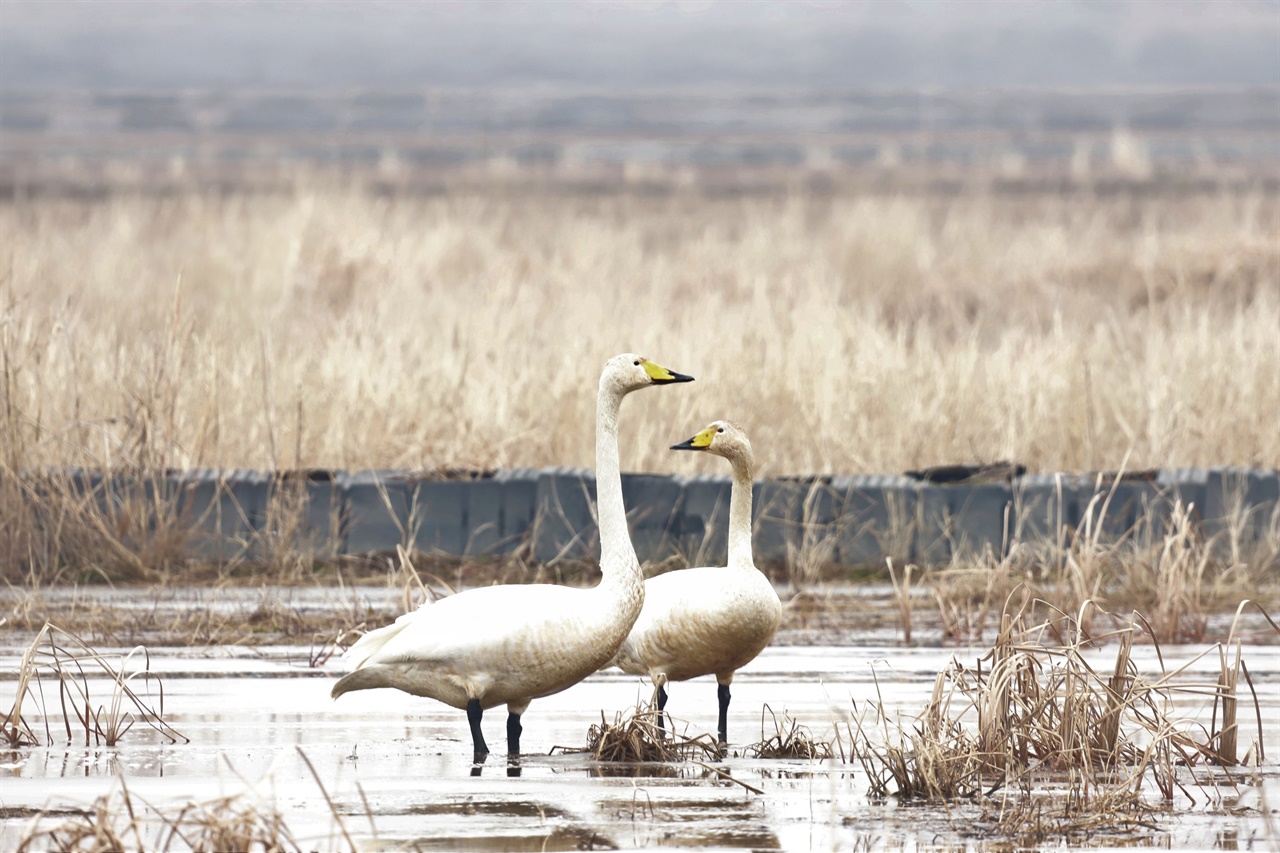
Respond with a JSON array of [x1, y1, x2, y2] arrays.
[[846, 604, 1270, 842], [3, 622, 186, 749], [2, 182, 1277, 477], [920, 496, 1279, 646], [15, 748, 362, 853]]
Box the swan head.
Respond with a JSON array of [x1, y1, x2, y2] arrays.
[[602, 353, 695, 396], [670, 420, 752, 463]]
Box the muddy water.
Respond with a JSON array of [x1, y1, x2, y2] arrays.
[[2, 631, 1277, 849]]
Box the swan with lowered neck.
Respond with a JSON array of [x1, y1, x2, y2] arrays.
[[608, 420, 781, 745], [331, 354, 694, 760]]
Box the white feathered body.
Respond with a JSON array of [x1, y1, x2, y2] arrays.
[[333, 581, 642, 711], [328, 354, 692, 723], [610, 565, 781, 684]]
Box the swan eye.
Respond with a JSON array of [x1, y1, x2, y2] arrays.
[[633, 360, 640, 366], [717, 428, 724, 433]]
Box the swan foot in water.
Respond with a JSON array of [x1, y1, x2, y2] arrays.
[[717, 683, 731, 746], [467, 699, 488, 762], [506, 712, 523, 756]]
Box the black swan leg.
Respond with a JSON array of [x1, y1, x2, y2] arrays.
[[717, 683, 731, 746], [506, 712, 523, 756], [467, 699, 488, 762], [657, 682, 670, 733]]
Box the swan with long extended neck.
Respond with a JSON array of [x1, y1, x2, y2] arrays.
[[608, 420, 782, 745], [331, 354, 693, 760]]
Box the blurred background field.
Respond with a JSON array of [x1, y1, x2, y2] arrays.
[[3, 181, 1279, 477], [2, 1, 1278, 480]]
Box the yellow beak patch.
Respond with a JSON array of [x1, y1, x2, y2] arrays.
[[641, 360, 677, 382], [689, 426, 716, 449]]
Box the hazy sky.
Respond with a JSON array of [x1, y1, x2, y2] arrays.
[[2, 0, 1278, 90]]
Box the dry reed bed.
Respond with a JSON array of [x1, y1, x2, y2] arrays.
[[556, 703, 822, 797], [13, 749, 362, 853], [2, 622, 186, 749], [14, 780, 299, 853], [4, 626, 359, 851], [3, 480, 1276, 642], [844, 604, 1272, 841], [907, 495, 1279, 645], [2, 185, 1277, 477], [566, 601, 1269, 842], [4, 604, 1273, 848]]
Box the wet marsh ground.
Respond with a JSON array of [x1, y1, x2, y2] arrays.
[[2, 587, 1277, 851]]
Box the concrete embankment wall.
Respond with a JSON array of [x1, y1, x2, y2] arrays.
[[18, 467, 1280, 567]]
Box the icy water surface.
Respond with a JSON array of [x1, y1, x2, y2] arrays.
[[1, 634, 1277, 850]]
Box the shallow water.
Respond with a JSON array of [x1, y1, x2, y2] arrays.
[[1, 632, 1277, 850]]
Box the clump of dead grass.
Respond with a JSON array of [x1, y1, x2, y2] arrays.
[[975, 784, 1160, 846], [15, 781, 296, 853], [555, 706, 721, 763], [745, 704, 834, 760], [846, 601, 1272, 824], [15, 750, 365, 852], [3, 622, 186, 748], [920, 497, 1278, 645]]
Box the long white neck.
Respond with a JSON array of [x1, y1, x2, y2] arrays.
[[596, 380, 642, 595], [727, 452, 756, 569]]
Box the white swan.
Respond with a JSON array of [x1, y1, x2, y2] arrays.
[[331, 354, 694, 760], [609, 420, 782, 745]]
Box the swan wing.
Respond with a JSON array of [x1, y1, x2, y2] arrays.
[[342, 601, 431, 670], [616, 566, 780, 682], [356, 584, 592, 668]]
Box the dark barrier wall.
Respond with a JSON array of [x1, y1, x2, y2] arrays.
[[27, 467, 1280, 567]]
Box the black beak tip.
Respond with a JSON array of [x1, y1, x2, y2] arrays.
[[670, 438, 698, 451], [663, 371, 695, 384]]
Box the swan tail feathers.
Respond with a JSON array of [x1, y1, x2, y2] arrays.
[[330, 667, 390, 699], [341, 608, 421, 669]]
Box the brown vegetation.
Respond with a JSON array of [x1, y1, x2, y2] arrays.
[[2, 175, 1276, 637], [2, 181, 1276, 477], [3, 622, 185, 749], [14, 750, 361, 853], [745, 705, 833, 760], [557, 705, 723, 764], [912, 497, 1278, 645], [844, 602, 1271, 843]]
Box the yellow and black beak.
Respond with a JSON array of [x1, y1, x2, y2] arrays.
[[641, 360, 695, 385], [671, 426, 716, 451]]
